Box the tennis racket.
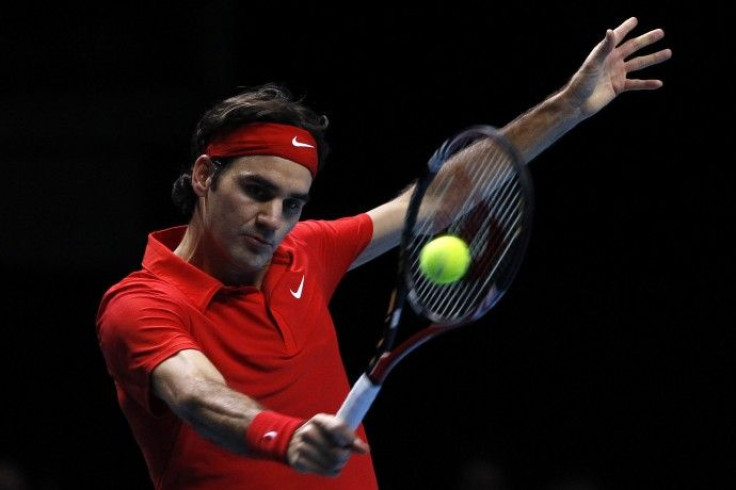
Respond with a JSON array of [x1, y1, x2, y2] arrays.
[[336, 124, 534, 430]]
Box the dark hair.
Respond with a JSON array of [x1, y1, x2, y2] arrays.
[[171, 82, 330, 218]]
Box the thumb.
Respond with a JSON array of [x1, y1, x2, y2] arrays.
[[347, 436, 370, 454]]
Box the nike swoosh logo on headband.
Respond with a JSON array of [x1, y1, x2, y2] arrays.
[[292, 136, 315, 148]]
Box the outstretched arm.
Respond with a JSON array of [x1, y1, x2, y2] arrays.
[[355, 16, 672, 267], [503, 16, 672, 162], [152, 349, 369, 476]]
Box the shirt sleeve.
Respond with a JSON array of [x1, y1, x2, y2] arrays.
[[293, 213, 373, 297], [96, 283, 201, 413]]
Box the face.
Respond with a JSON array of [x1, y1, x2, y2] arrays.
[[195, 155, 312, 283]]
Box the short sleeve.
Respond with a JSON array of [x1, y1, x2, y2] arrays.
[[292, 214, 373, 296], [96, 284, 201, 412]]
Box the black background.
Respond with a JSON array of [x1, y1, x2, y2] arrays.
[[1, 1, 732, 489]]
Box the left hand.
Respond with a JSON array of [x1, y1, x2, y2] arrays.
[[565, 16, 673, 118]]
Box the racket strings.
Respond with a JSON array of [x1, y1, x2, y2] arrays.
[[412, 150, 508, 311], [406, 136, 530, 323], [424, 188, 520, 315]]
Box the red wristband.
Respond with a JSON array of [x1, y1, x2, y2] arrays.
[[245, 410, 304, 462]]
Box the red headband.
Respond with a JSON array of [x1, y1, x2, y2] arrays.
[[206, 122, 319, 177]]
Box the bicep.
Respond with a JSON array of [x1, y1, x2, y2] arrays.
[[352, 187, 413, 269]]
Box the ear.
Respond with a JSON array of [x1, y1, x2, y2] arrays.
[[192, 154, 215, 196]]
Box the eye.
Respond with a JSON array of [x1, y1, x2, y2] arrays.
[[243, 184, 272, 202], [283, 199, 305, 216]]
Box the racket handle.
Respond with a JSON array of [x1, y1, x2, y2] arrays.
[[336, 373, 382, 431]]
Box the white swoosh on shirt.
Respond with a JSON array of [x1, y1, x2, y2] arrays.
[[290, 275, 305, 299]]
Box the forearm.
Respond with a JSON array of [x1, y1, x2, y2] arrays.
[[500, 86, 587, 165], [166, 377, 367, 474], [359, 89, 586, 262], [151, 349, 363, 474], [152, 349, 301, 460], [169, 377, 264, 455]]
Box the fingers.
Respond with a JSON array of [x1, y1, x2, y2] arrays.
[[593, 29, 617, 61], [619, 28, 669, 61], [617, 23, 672, 92], [625, 48, 672, 73], [346, 435, 370, 454], [623, 78, 665, 92], [286, 414, 369, 477], [289, 440, 351, 476], [611, 18, 672, 92], [611, 16, 639, 45], [313, 414, 370, 458]]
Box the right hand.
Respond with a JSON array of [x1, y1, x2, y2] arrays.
[[286, 413, 370, 477]]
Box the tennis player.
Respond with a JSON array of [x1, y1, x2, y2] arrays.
[[96, 16, 670, 490]]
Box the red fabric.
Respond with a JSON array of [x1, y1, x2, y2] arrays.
[[206, 122, 318, 177], [96, 215, 378, 490], [245, 410, 303, 462]]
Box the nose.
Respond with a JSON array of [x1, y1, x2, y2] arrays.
[[255, 200, 283, 230]]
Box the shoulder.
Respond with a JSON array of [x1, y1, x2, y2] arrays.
[[97, 271, 188, 323], [290, 213, 372, 242]]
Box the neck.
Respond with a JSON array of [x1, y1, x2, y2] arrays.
[[174, 217, 267, 288]]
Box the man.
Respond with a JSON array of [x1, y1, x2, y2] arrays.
[[96, 16, 671, 490]]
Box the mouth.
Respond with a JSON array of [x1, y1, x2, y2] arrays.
[[243, 233, 274, 250]]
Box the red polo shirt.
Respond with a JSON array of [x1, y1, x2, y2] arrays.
[[96, 214, 378, 490]]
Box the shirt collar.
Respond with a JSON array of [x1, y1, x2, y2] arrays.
[[141, 226, 222, 310], [142, 226, 293, 310]]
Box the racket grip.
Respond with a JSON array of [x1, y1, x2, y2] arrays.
[[336, 373, 382, 431]]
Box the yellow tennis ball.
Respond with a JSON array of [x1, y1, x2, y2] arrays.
[[419, 235, 471, 285]]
